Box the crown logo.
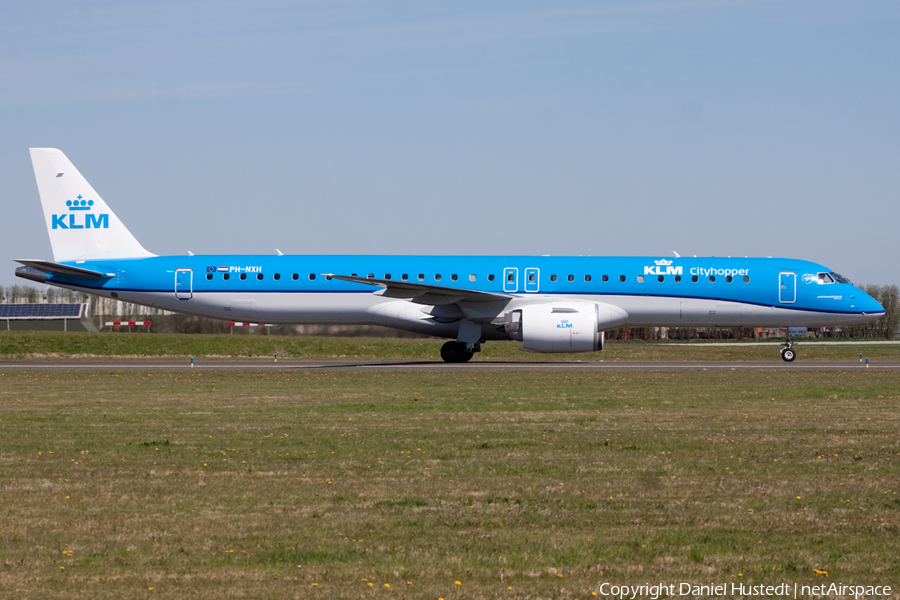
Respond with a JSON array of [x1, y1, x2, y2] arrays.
[[67, 195, 94, 211], [654, 259, 673, 266]]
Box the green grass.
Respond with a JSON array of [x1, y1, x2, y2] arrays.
[[1, 330, 899, 362], [0, 369, 898, 598]]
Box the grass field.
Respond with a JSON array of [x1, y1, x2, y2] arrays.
[[1, 331, 899, 363], [1, 368, 898, 599]]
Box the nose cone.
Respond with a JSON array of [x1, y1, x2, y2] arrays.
[[856, 289, 885, 318]]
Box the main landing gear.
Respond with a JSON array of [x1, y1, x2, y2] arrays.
[[440, 341, 481, 363], [780, 338, 797, 362]]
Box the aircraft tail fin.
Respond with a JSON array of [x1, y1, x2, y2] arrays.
[[29, 148, 155, 262]]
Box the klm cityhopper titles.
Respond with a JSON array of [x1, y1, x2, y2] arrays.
[[16, 148, 884, 362]]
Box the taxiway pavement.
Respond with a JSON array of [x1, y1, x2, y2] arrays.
[[1, 360, 898, 372]]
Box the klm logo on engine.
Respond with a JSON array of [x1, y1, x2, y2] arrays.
[[644, 258, 682, 276], [51, 195, 109, 230], [557, 319, 573, 329]]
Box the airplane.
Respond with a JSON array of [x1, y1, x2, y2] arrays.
[[15, 148, 885, 363]]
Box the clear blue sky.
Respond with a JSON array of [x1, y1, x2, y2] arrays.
[[2, 0, 898, 287]]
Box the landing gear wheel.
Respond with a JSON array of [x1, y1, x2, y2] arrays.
[[440, 341, 474, 363], [781, 348, 796, 362]]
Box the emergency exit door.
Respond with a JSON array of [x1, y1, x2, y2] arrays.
[[503, 267, 518, 293]]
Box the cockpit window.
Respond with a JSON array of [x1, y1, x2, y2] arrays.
[[830, 272, 852, 284], [817, 272, 834, 284]]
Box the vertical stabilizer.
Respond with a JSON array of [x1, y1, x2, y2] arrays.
[[30, 148, 155, 262]]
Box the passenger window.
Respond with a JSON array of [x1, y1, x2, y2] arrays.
[[257, 273, 263, 280], [567, 275, 574, 282], [435, 274, 442, 281], [451, 274, 458, 281], [367, 273, 374, 279], [619, 275, 626, 282], [326, 275, 332, 281], [488, 274, 495, 282], [675, 275, 681, 283], [309, 273, 316, 281], [469, 274, 476, 281], [418, 274, 424, 281], [725, 275, 733, 283], [584, 275, 591, 282], [223, 273, 230, 281], [743, 276, 750, 283], [401, 274, 408, 281], [550, 274, 557, 282], [709, 276, 716, 283], [602, 275, 608, 282], [691, 275, 698, 283], [292, 273, 299, 280], [637, 275, 645, 283], [658, 275, 664, 282], [274, 273, 281, 281], [385, 274, 391, 280], [206, 273, 212, 281], [240, 273, 247, 281]]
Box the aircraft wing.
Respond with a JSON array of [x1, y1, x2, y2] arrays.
[[326, 274, 511, 306], [15, 259, 113, 279]]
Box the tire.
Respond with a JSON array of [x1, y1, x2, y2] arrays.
[[440, 341, 474, 363], [781, 348, 796, 362]]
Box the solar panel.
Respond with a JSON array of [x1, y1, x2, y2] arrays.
[[0, 304, 84, 319]]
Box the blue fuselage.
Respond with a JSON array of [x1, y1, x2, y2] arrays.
[[38, 255, 883, 334]]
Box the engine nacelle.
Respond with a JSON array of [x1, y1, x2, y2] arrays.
[[504, 301, 627, 353]]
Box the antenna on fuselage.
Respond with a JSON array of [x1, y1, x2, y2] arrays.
[[275, 249, 284, 256], [672, 251, 681, 258]]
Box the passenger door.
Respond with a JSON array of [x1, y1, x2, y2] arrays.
[[779, 271, 796, 304], [175, 268, 193, 300]]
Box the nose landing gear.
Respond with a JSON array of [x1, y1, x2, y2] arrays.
[[780, 337, 796, 362]]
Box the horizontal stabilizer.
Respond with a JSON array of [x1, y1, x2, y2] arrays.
[[15, 259, 112, 279], [326, 274, 510, 306]]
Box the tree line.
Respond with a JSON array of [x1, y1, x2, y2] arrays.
[[2, 283, 898, 339], [837, 284, 899, 339], [603, 284, 899, 341]]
